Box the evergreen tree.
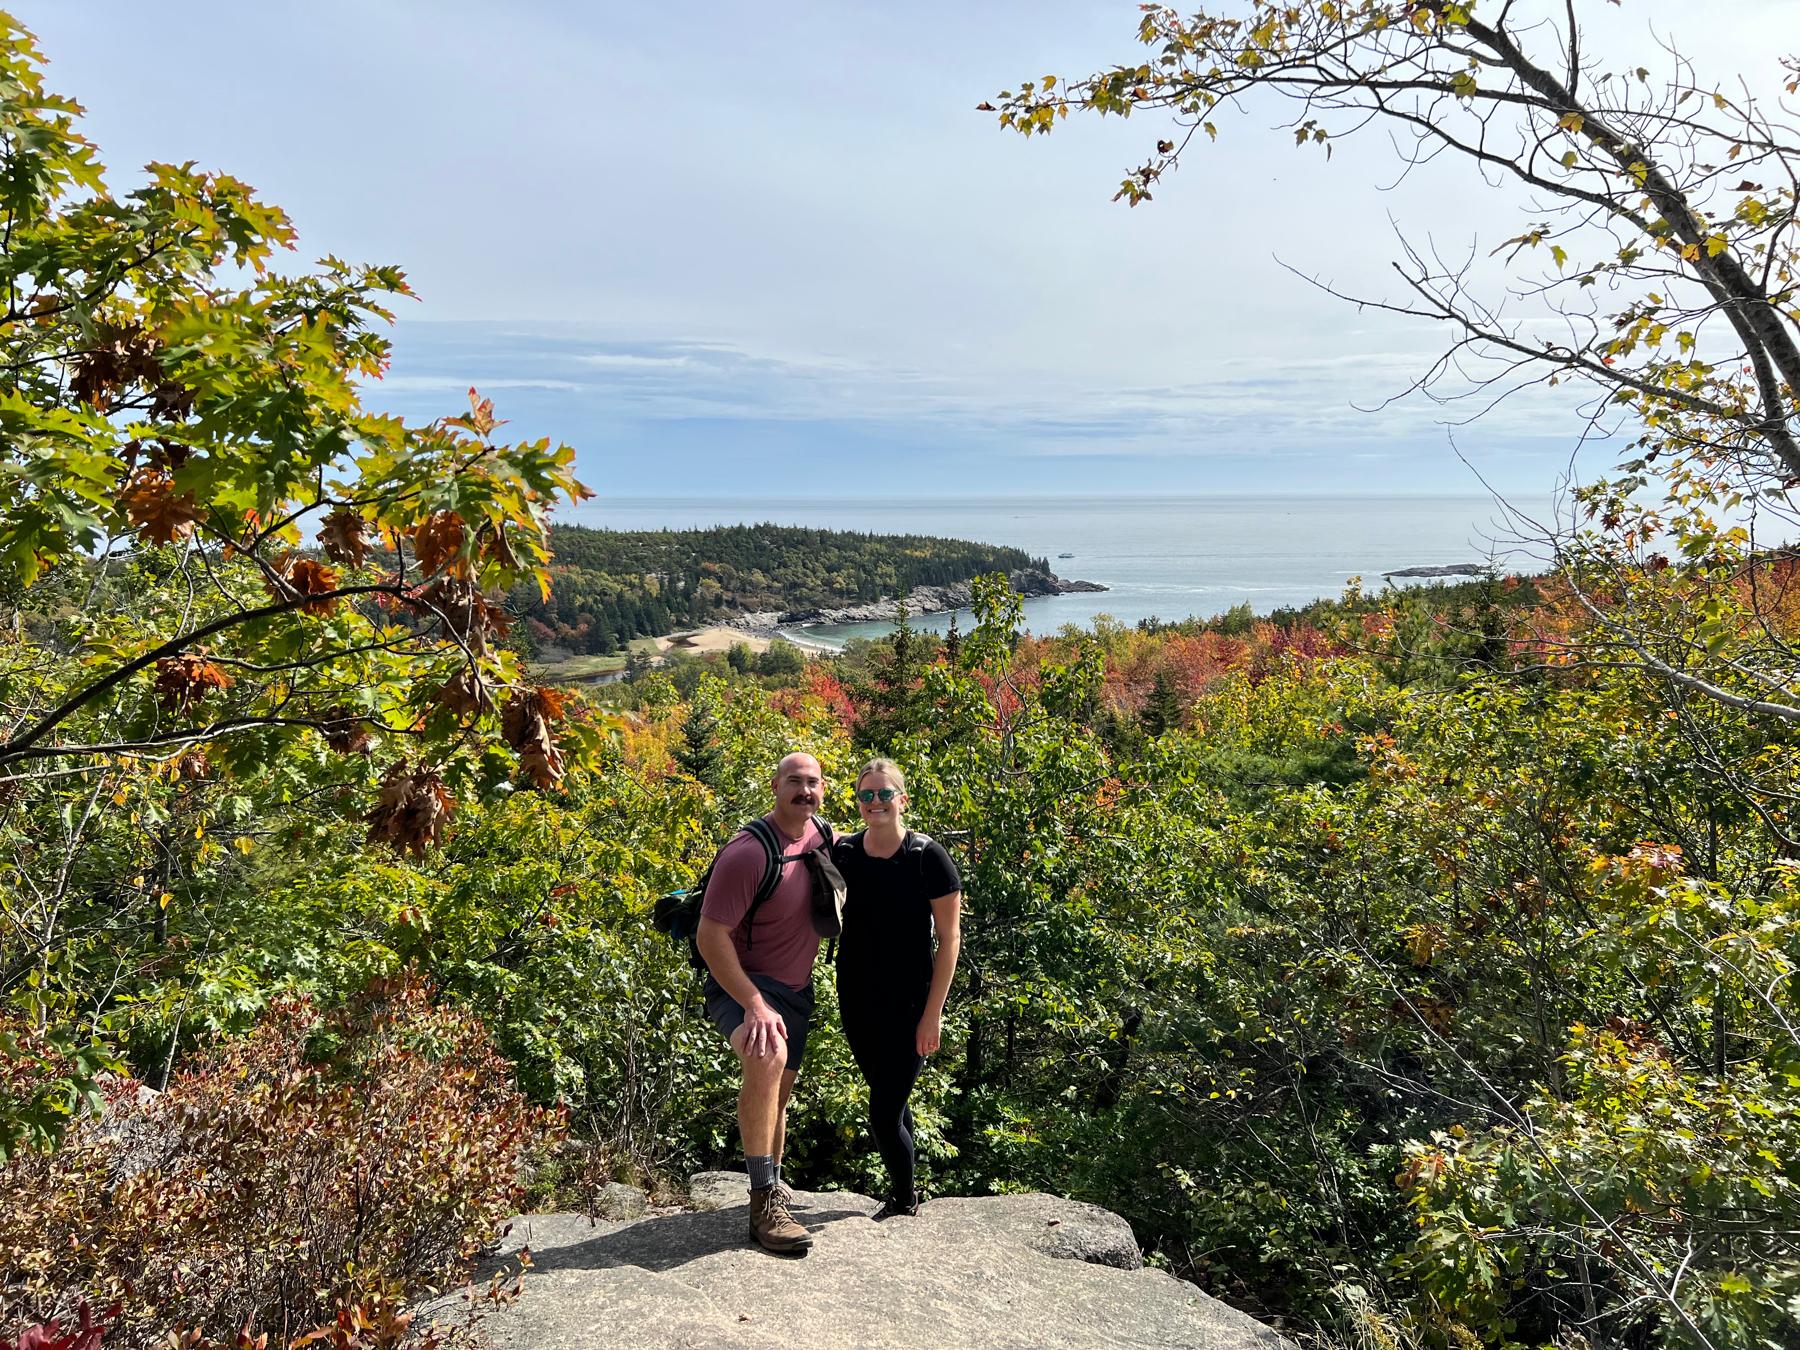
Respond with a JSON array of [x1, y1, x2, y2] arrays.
[[1140, 667, 1183, 737], [674, 685, 725, 789]]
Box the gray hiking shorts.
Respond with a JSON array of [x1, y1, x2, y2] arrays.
[[703, 972, 816, 1068]]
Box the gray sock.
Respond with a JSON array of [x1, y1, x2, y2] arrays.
[[747, 1154, 776, 1190], [773, 1160, 784, 1187]]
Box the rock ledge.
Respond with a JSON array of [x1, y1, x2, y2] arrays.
[[439, 1174, 1290, 1349]]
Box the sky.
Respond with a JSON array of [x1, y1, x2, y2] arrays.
[[18, 1, 1797, 499]]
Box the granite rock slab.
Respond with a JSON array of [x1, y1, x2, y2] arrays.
[[427, 1180, 1290, 1349]]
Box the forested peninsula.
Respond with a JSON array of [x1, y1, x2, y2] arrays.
[[507, 522, 1092, 654]]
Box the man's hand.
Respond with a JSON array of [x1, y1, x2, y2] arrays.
[[742, 996, 789, 1060], [916, 1010, 942, 1057]]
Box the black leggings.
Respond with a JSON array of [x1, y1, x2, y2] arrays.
[[839, 994, 926, 1203]]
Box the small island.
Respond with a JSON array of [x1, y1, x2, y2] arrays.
[[1381, 563, 1488, 579]]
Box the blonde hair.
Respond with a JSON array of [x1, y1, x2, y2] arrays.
[[855, 757, 907, 794]]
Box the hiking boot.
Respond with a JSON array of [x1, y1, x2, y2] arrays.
[[749, 1184, 813, 1253], [772, 1178, 798, 1209], [871, 1190, 921, 1221]]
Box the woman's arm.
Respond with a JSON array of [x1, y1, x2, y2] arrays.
[[916, 890, 962, 1056]]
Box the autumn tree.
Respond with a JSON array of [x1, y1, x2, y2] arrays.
[[0, 14, 592, 818], [0, 13, 592, 1146], [990, 11, 1800, 1342], [991, 0, 1800, 793], [995, 0, 1796, 478]]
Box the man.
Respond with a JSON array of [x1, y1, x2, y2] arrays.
[[696, 751, 830, 1254]]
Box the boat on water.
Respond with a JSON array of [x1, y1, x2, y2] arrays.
[[1057, 552, 1075, 559]]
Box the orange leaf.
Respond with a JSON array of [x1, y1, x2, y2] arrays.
[[413, 512, 467, 578], [120, 468, 199, 545], [319, 508, 369, 568]]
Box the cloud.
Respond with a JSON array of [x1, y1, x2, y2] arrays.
[[574, 352, 694, 369], [375, 374, 584, 394], [364, 321, 1609, 488]]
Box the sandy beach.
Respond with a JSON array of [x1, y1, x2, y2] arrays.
[[654, 626, 838, 657]]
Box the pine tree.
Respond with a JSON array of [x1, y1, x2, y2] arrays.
[[1140, 667, 1184, 738], [675, 687, 725, 789]]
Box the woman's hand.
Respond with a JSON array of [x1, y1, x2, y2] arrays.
[[916, 1009, 942, 1057]]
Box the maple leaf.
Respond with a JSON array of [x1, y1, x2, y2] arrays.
[[319, 507, 369, 568], [153, 650, 235, 711], [413, 511, 467, 578], [365, 761, 455, 856], [119, 468, 199, 545]]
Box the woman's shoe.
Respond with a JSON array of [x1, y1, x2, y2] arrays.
[[871, 1189, 921, 1221]]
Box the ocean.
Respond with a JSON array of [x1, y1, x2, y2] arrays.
[[564, 495, 1533, 644]]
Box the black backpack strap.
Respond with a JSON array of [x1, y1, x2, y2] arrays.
[[737, 818, 785, 950]]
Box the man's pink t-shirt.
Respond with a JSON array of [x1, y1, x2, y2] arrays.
[[700, 815, 825, 991]]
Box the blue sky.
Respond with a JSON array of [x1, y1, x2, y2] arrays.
[[21, 1, 1793, 497]]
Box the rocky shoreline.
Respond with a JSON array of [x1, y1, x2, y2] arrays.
[[732, 567, 1105, 634]]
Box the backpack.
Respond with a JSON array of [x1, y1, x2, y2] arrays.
[[654, 816, 842, 971]]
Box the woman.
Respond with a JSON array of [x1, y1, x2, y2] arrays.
[[833, 757, 962, 1219]]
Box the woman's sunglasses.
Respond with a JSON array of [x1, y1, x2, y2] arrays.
[[856, 787, 901, 803]]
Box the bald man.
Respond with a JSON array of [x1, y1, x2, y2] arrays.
[[695, 751, 832, 1254]]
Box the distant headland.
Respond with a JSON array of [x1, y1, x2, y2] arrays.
[[513, 522, 1103, 675], [733, 567, 1107, 635]]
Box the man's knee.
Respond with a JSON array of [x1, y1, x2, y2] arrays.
[[731, 1026, 789, 1079]]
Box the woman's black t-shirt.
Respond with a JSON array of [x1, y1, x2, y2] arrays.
[[833, 830, 960, 1006]]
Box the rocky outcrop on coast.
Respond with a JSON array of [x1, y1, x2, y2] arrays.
[[1381, 563, 1487, 579], [733, 567, 1105, 633], [436, 1175, 1292, 1349]]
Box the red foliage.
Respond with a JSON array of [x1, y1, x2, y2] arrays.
[[1, 1303, 113, 1350], [0, 977, 556, 1348], [801, 666, 855, 729]]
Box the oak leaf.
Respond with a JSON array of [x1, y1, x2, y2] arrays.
[[154, 650, 235, 711], [319, 508, 370, 568], [269, 553, 341, 616], [434, 668, 495, 719], [319, 708, 377, 755], [120, 468, 200, 545], [365, 761, 455, 856], [413, 512, 467, 578], [502, 686, 567, 789], [70, 322, 161, 411], [418, 575, 511, 645]]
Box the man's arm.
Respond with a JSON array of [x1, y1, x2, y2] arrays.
[[698, 916, 787, 1059], [916, 891, 963, 1056]]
